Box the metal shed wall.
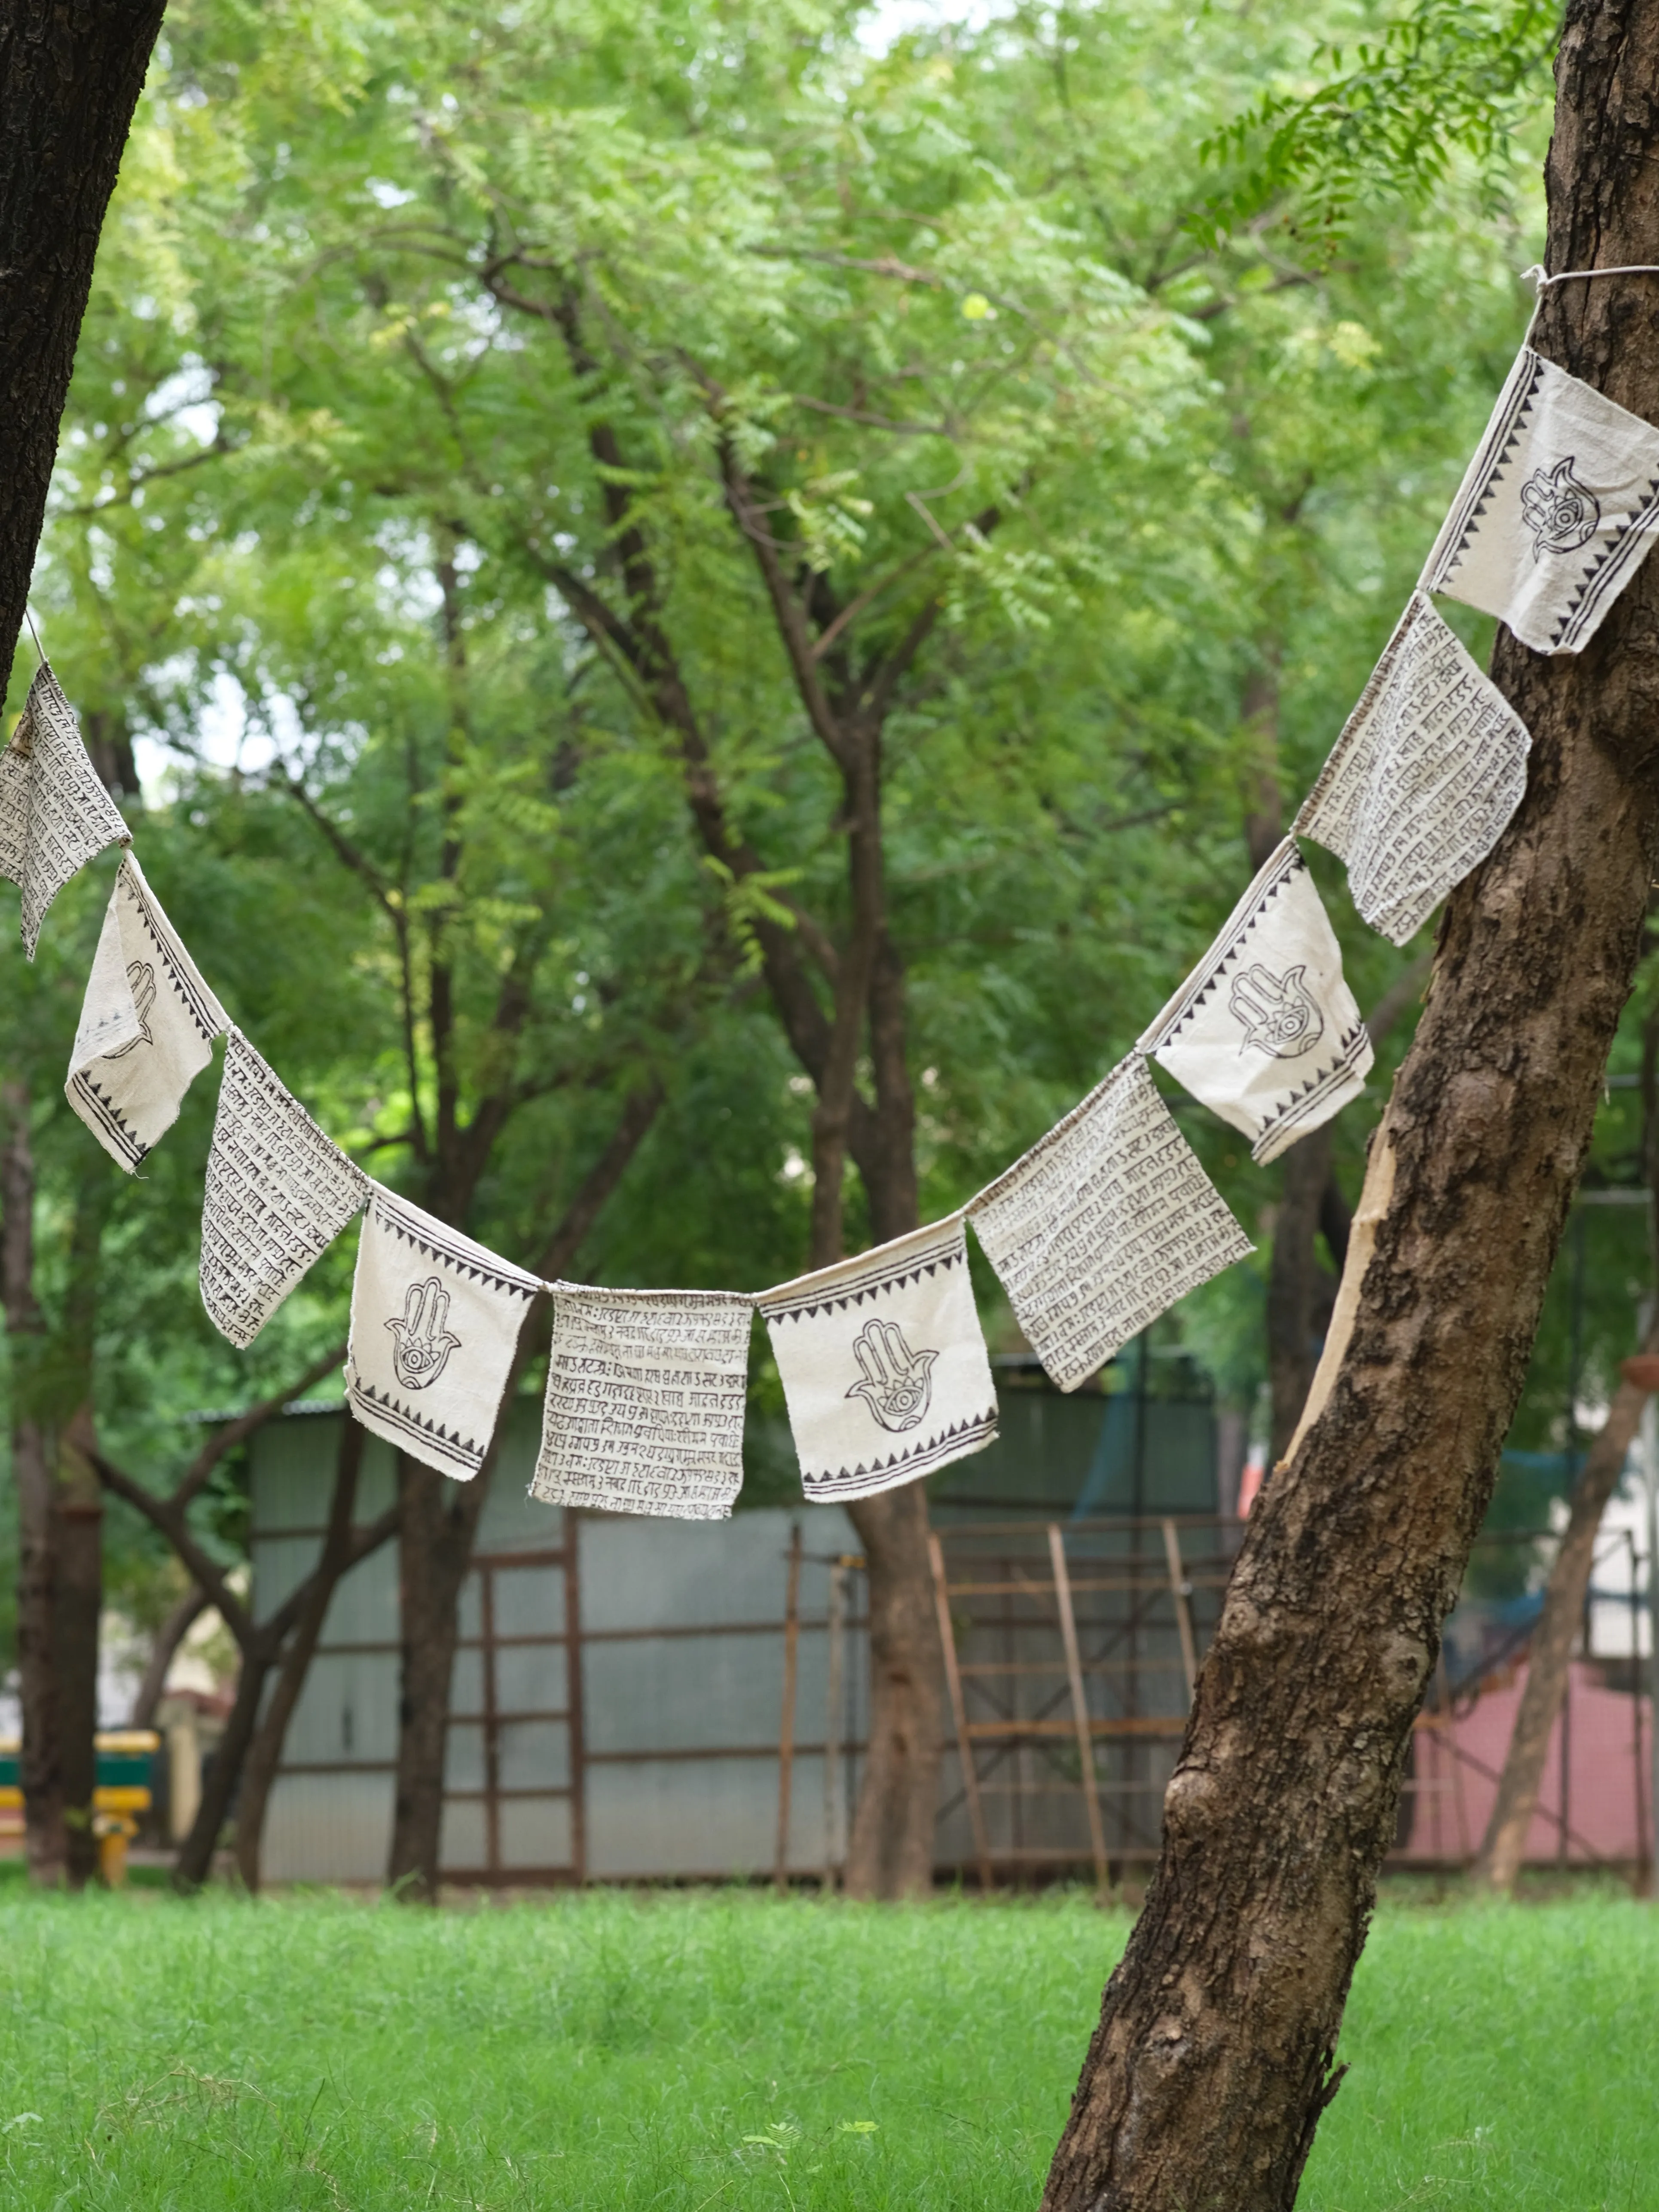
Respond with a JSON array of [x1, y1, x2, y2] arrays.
[[252, 1408, 865, 1885]]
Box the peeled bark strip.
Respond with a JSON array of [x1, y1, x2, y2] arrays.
[[1044, 11, 1659, 2206], [1475, 1335, 1659, 1890], [0, 0, 170, 688], [1265, 1125, 1335, 1463]]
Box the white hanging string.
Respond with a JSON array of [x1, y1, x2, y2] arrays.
[[1520, 261, 1659, 342]]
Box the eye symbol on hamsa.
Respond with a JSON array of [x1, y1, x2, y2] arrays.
[[1228, 961, 1325, 1059], [846, 1316, 937, 1433], [1520, 456, 1601, 559], [387, 1275, 462, 1389]]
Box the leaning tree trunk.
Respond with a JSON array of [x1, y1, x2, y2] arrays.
[[0, 0, 170, 687], [1044, 12, 1659, 2207], [235, 1421, 364, 1891], [1475, 1336, 1659, 1890]]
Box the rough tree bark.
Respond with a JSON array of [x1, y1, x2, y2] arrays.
[[1044, 11, 1659, 2205], [1476, 1331, 1659, 1888], [0, 0, 170, 688]]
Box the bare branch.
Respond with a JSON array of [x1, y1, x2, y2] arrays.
[[90, 1451, 252, 1648], [171, 1342, 345, 1514]]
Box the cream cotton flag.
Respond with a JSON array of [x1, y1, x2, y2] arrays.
[[1138, 839, 1372, 1165], [1295, 591, 1531, 945], [200, 1029, 370, 1348], [0, 661, 129, 958], [531, 1285, 754, 1519], [1420, 346, 1659, 655], [65, 855, 228, 1170], [345, 1186, 541, 1483], [757, 1216, 997, 1503], [969, 1057, 1253, 1393]]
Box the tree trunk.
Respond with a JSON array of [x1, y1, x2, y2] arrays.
[[173, 1631, 275, 1891], [384, 1086, 663, 1900], [235, 1420, 364, 1891], [387, 1454, 488, 1901], [1043, 13, 1659, 2206], [1, 1080, 65, 1883], [53, 1409, 103, 1889], [843, 1480, 944, 1896], [0, 0, 170, 686], [1475, 1333, 1659, 1889], [13, 1414, 64, 1884]]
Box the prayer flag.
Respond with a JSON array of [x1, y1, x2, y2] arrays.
[[345, 1185, 541, 1483], [0, 662, 129, 958], [1421, 346, 1659, 655], [1138, 839, 1372, 1164], [530, 1285, 754, 1519], [65, 854, 228, 1169], [1296, 591, 1531, 945], [200, 1029, 369, 1347], [969, 1057, 1252, 1392], [757, 1216, 998, 1503]]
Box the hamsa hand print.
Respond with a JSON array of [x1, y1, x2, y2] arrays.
[[1228, 961, 1326, 1059], [1520, 456, 1601, 559], [387, 1274, 462, 1389], [845, 1316, 937, 1433]]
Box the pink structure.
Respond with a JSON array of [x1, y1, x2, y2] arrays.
[[1397, 1658, 1653, 1866]]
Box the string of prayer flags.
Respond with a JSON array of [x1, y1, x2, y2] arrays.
[[757, 1215, 997, 1503], [64, 854, 228, 1170], [530, 1285, 754, 1518], [1295, 591, 1532, 945], [0, 661, 129, 959], [968, 1057, 1253, 1394], [345, 1186, 541, 1483], [1420, 345, 1659, 655], [200, 1028, 370, 1348], [1138, 839, 1373, 1165]]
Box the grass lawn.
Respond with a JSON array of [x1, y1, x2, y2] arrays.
[[0, 1884, 1653, 2210]]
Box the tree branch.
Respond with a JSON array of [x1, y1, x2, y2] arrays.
[[171, 1342, 345, 1514]]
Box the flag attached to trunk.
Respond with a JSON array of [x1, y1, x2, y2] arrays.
[[1138, 839, 1372, 1165], [65, 855, 228, 1169], [969, 1057, 1252, 1392], [757, 1216, 998, 1503], [1421, 346, 1659, 655], [0, 662, 129, 958], [200, 1029, 370, 1347], [530, 1285, 754, 1519], [345, 1186, 541, 1483], [1296, 591, 1532, 945]]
